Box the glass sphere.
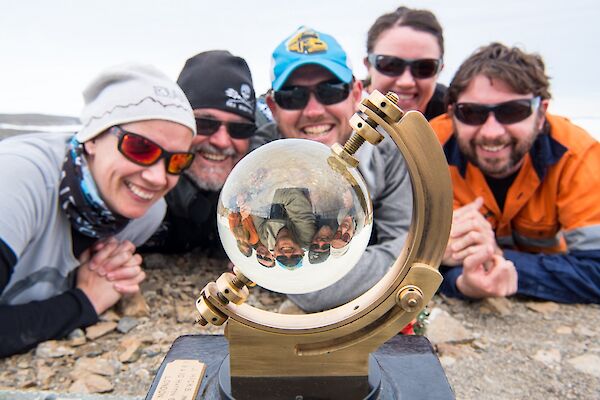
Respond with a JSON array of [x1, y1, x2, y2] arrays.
[[217, 139, 373, 294]]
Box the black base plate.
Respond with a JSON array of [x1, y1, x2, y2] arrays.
[[145, 334, 454, 400]]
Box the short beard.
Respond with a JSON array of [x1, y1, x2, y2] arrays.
[[457, 119, 540, 178], [186, 169, 225, 192], [186, 142, 238, 192]]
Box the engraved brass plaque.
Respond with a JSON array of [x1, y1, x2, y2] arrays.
[[151, 359, 206, 400]]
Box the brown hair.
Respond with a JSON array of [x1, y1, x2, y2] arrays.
[[447, 42, 551, 105], [366, 6, 444, 57]]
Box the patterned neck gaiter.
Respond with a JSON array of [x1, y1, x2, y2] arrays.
[[59, 136, 129, 238]]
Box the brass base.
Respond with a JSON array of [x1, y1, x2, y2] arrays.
[[219, 355, 381, 400]]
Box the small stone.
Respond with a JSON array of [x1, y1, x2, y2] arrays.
[[439, 355, 456, 368], [278, 299, 306, 315], [526, 301, 559, 314], [117, 317, 139, 334], [259, 292, 276, 306], [556, 326, 573, 335], [575, 325, 596, 337], [426, 308, 475, 345], [472, 339, 489, 350], [532, 349, 561, 366], [69, 373, 114, 393], [36, 365, 56, 388], [176, 305, 195, 323], [35, 340, 75, 358], [142, 344, 162, 358], [151, 330, 169, 343], [85, 321, 118, 340], [17, 361, 29, 369], [72, 357, 120, 377], [134, 368, 151, 381], [119, 292, 150, 317], [69, 379, 88, 393], [68, 328, 87, 346], [436, 343, 463, 358], [118, 337, 142, 363], [99, 309, 120, 322], [481, 297, 512, 316], [17, 377, 36, 389], [567, 354, 600, 378], [83, 343, 105, 357]]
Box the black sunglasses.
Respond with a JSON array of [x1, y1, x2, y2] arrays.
[[256, 253, 274, 262], [109, 126, 194, 175], [195, 117, 256, 139], [453, 97, 541, 126], [274, 80, 351, 110], [276, 255, 303, 267], [309, 243, 330, 251], [367, 54, 441, 79]]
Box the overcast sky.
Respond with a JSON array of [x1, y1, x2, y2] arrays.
[[1, 0, 598, 132]]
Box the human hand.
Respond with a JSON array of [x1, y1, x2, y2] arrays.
[[76, 248, 122, 315], [442, 197, 501, 266], [86, 238, 138, 277], [84, 238, 145, 295], [456, 252, 518, 298]]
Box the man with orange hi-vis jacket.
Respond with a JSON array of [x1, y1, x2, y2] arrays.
[[430, 42, 600, 303]]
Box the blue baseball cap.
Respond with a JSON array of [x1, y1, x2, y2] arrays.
[[271, 26, 353, 90]]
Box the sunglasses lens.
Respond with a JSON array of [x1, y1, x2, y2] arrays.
[[195, 118, 221, 136], [410, 59, 440, 79], [120, 133, 162, 165], [227, 121, 257, 139], [166, 152, 195, 174], [455, 99, 537, 125], [274, 87, 310, 110], [495, 100, 534, 124], [454, 104, 489, 125], [373, 55, 407, 76], [315, 82, 350, 105], [276, 255, 302, 267], [371, 55, 439, 79], [310, 243, 331, 251]]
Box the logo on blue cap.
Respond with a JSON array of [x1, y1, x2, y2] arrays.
[[271, 26, 353, 90], [287, 29, 328, 54]]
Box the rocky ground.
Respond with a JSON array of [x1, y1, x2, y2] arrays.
[[0, 252, 599, 400]]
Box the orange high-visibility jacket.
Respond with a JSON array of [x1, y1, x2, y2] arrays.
[[430, 113, 600, 303]]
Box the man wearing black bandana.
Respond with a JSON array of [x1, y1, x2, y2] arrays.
[[0, 64, 197, 357], [141, 51, 257, 257]]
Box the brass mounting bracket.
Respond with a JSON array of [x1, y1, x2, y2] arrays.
[[194, 89, 453, 384]]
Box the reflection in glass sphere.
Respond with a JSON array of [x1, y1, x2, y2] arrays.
[[217, 139, 373, 294]]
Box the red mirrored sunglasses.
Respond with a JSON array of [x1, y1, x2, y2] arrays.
[[109, 126, 195, 175]]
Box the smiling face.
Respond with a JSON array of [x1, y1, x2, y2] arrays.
[[267, 65, 362, 147], [186, 108, 251, 191], [366, 26, 442, 113], [256, 243, 275, 268], [451, 75, 548, 178], [84, 119, 193, 219], [332, 215, 356, 249], [274, 227, 304, 257]]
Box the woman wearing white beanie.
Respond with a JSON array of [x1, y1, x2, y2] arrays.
[[0, 63, 196, 357]]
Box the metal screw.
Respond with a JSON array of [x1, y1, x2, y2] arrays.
[[343, 133, 366, 155], [385, 91, 399, 105]]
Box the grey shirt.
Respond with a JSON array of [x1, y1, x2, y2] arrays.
[[253, 123, 412, 311], [0, 132, 165, 305]]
